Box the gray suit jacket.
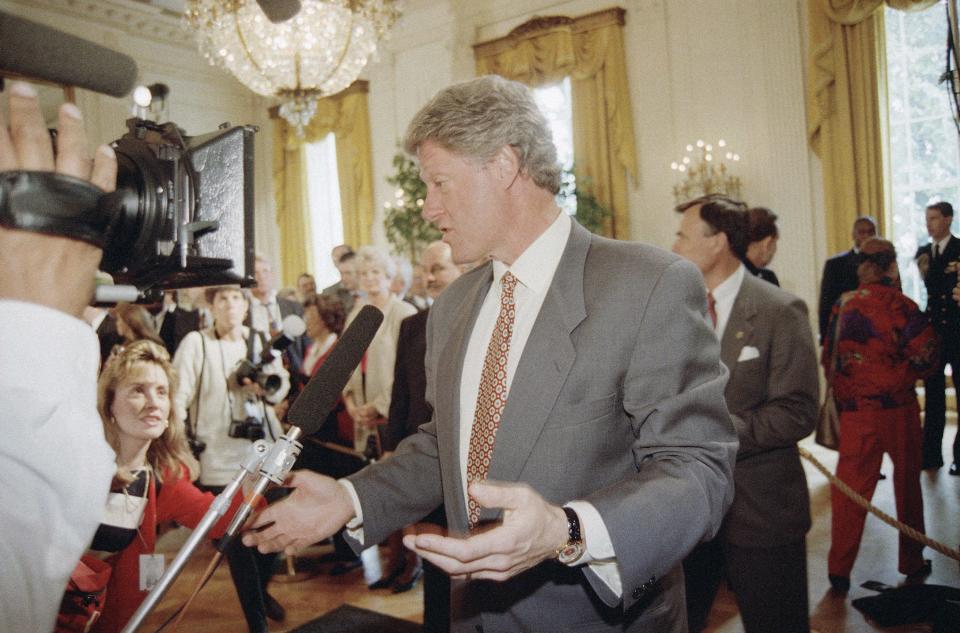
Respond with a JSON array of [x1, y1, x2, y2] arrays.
[[348, 221, 738, 632], [719, 273, 819, 547]]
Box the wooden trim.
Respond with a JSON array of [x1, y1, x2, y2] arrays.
[[473, 7, 625, 58]]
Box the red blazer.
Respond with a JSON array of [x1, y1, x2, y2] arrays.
[[92, 465, 242, 633]]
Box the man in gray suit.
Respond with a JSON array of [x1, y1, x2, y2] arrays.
[[244, 76, 737, 632], [672, 195, 819, 633]]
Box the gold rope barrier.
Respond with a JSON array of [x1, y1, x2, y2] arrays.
[[798, 446, 960, 562]]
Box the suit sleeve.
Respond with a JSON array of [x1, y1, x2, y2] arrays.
[[586, 258, 738, 612], [730, 298, 819, 458]]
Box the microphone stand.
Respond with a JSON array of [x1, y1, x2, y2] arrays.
[[120, 427, 303, 633]]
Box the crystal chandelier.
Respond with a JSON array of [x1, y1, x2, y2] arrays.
[[186, 0, 401, 135], [670, 139, 743, 204]]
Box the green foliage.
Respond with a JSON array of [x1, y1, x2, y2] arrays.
[[382, 155, 613, 259], [383, 153, 440, 261], [560, 167, 612, 235]]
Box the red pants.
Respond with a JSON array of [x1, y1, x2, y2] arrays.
[[828, 403, 926, 577]]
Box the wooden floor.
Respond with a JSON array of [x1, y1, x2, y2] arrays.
[[142, 424, 960, 633]]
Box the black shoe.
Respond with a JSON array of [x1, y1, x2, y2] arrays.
[[950, 462, 959, 476], [392, 564, 424, 594], [829, 574, 850, 593], [878, 472, 887, 480], [264, 592, 286, 622], [905, 559, 932, 582], [368, 565, 404, 590], [329, 558, 363, 576]]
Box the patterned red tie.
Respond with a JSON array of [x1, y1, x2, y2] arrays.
[[466, 271, 518, 527], [707, 291, 718, 329]]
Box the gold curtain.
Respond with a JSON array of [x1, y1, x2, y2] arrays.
[[271, 81, 374, 286], [806, 0, 937, 256], [475, 8, 638, 239]]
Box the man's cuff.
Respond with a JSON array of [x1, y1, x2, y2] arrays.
[[566, 500, 622, 598], [338, 479, 364, 543]]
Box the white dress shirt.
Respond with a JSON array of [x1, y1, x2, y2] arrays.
[[0, 301, 115, 633], [711, 264, 746, 340]]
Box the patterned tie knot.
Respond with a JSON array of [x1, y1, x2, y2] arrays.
[[500, 271, 518, 303]]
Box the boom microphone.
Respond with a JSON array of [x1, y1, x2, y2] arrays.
[[286, 305, 384, 434], [255, 0, 302, 23], [0, 12, 137, 98]]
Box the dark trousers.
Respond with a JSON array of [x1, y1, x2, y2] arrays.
[[201, 485, 280, 633], [683, 537, 809, 633], [423, 559, 450, 633], [922, 343, 960, 467]]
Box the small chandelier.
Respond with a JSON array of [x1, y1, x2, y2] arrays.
[[670, 138, 743, 203], [186, 0, 401, 135]]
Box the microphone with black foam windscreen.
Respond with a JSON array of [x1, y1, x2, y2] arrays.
[[287, 304, 384, 434], [217, 305, 383, 549], [0, 11, 137, 97], [255, 0, 302, 23]]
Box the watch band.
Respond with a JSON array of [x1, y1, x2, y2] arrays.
[[556, 506, 585, 565]]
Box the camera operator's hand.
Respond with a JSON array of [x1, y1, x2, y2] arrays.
[[239, 377, 265, 397], [0, 82, 117, 317]]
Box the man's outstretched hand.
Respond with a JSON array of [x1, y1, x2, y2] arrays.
[[403, 481, 569, 582], [242, 470, 357, 555], [0, 81, 117, 317]]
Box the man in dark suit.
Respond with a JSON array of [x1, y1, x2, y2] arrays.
[[818, 216, 877, 343], [673, 195, 819, 633], [375, 241, 463, 627], [743, 206, 780, 286], [322, 246, 360, 315], [916, 201, 960, 474], [153, 290, 201, 357], [245, 75, 737, 633], [250, 254, 307, 379]]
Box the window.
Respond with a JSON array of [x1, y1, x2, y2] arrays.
[[532, 77, 577, 215], [304, 132, 345, 289], [885, 1, 960, 306]]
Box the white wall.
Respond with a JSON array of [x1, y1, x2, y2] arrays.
[[3, 0, 827, 311]]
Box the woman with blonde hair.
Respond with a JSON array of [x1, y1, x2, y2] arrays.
[[84, 340, 242, 633]]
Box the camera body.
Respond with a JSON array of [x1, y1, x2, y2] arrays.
[[0, 116, 257, 294], [228, 416, 266, 441]]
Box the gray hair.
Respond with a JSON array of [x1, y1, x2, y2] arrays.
[[403, 75, 562, 194], [356, 245, 397, 280]]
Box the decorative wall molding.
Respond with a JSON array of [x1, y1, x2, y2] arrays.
[[15, 0, 195, 47]]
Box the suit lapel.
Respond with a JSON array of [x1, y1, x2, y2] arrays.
[[486, 222, 589, 485], [437, 266, 493, 529], [720, 275, 757, 382]]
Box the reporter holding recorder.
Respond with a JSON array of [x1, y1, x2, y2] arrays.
[[83, 340, 248, 633], [0, 82, 119, 632], [172, 285, 289, 633]]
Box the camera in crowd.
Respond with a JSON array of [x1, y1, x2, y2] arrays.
[[228, 416, 266, 441], [234, 357, 283, 396]]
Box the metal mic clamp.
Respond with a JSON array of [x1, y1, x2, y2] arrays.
[[220, 427, 303, 542]]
